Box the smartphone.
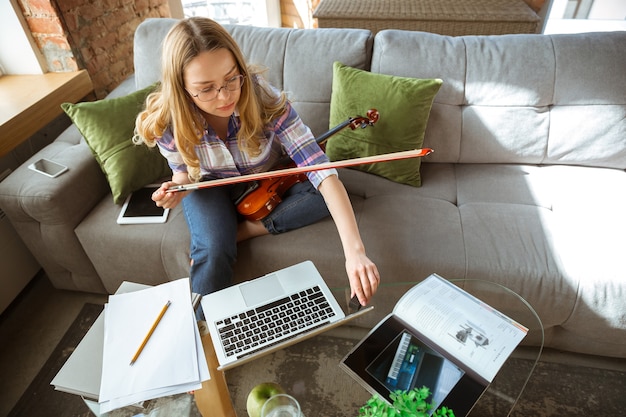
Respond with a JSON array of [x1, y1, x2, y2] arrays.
[[28, 158, 68, 178]]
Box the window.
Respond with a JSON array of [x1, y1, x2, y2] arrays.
[[181, 0, 281, 27], [0, 0, 45, 74], [545, 0, 626, 33]]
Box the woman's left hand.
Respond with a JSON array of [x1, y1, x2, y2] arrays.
[[317, 174, 380, 307], [346, 253, 380, 307]]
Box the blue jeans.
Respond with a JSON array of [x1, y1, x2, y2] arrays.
[[182, 180, 329, 318]]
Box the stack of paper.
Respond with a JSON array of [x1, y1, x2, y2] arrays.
[[98, 278, 210, 413]]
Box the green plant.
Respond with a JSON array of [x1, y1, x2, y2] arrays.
[[358, 386, 455, 417]]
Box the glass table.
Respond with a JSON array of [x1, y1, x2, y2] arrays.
[[447, 279, 544, 416], [224, 278, 544, 417], [103, 278, 544, 417], [323, 279, 545, 417]]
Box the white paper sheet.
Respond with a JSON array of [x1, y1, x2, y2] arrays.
[[98, 278, 209, 413]]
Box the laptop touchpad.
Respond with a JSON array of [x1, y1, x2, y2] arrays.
[[240, 273, 285, 307]]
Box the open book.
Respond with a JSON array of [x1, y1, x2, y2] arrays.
[[340, 274, 528, 416]]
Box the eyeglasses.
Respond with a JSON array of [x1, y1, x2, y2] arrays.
[[188, 74, 245, 102]]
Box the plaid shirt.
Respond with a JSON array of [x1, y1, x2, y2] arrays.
[[156, 101, 335, 189]]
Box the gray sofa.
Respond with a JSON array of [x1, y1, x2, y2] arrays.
[[1, 18, 624, 359]]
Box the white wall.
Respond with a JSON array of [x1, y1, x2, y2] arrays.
[[550, 0, 626, 19], [589, 0, 626, 19], [545, 0, 626, 33]]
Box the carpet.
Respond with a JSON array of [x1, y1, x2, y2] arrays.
[[11, 304, 626, 417], [8, 303, 103, 417], [226, 336, 626, 417], [8, 303, 199, 417], [474, 356, 626, 416]]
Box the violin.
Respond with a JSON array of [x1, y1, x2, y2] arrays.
[[235, 109, 380, 221]]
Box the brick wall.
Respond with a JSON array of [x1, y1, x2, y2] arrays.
[[17, 0, 171, 99]]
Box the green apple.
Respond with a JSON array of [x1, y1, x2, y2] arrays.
[[246, 382, 286, 417]]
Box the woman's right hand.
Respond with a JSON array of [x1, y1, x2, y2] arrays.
[[152, 180, 189, 209]]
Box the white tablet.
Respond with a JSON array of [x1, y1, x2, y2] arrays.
[[117, 185, 170, 224]]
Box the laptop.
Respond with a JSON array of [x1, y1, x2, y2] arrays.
[[200, 260, 373, 371]]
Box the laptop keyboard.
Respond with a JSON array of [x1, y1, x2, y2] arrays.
[[216, 285, 334, 358]]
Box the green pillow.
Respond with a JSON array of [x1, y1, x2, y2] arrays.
[[62, 84, 171, 204], [326, 62, 442, 186]]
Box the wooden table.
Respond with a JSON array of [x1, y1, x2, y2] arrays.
[[0, 70, 93, 157], [194, 324, 237, 416]]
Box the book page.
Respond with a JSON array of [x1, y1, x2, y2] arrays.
[[393, 275, 528, 382]]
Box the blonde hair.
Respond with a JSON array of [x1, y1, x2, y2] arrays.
[[134, 17, 288, 182]]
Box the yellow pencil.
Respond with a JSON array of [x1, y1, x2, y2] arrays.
[[130, 300, 171, 365]]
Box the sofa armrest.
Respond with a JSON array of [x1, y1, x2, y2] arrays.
[[4, 75, 138, 223], [0, 131, 110, 293]]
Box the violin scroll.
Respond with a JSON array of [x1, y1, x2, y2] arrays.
[[348, 108, 379, 130]]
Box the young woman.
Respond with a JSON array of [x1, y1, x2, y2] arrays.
[[134, 17, 379, 313]]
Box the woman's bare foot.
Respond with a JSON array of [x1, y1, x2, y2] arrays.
[[237, 220, 269, 242]]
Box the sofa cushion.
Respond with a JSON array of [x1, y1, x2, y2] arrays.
[[62, 83, 171, 204], [75, 198, 191, 293], [325, 62, 441, 186], [371, 30, 626, 170]]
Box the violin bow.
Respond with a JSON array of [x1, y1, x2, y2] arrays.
[[167, 148, 433, 193]]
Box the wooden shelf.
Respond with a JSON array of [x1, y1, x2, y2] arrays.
[[0, 70, 93, 157]]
